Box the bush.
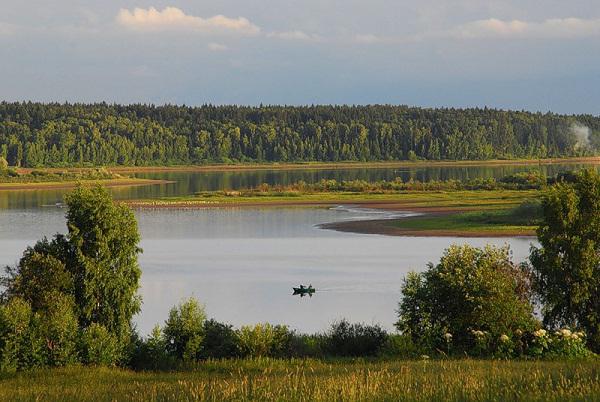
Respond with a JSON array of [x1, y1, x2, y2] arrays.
[[38, 292, 79, 366], [236, 323, 293, 358], [163, 298, 206, 361], [397, 245, 538, 354], [129, 325, 174, 370], [527, 328, 593, 359], [199, 319, 239, 360], [379, 334, 424, 358], [0, 298, 46, 371], [79, 323, 120, 366], [323, 320, 388, 357]]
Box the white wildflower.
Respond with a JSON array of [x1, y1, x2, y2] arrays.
[[499, 334, 510, 343], [560, 328, 572, 338]]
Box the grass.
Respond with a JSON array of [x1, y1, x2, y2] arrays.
[[1, 358, 599, 401], [0, 178, 168, 191], [389, 207, 539, 236], [126, 189, 539, 209]]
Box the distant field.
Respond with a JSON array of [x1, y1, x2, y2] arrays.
[[2, 359, 598, 401]]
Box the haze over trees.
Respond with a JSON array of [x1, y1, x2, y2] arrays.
[[0, 103, 599, 167]]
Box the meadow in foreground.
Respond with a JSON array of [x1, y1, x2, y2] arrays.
[[2, 359, 599, 402]]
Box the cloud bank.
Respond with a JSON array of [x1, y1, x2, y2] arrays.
[[452, 17, 600, 39], [116, 7, 260, 35], [355, 17, 600, 44]]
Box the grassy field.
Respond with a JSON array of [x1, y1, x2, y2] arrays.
[[1, 358, 598, 401]]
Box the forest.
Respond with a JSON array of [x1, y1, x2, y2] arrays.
[[1, 102, 599, 167]]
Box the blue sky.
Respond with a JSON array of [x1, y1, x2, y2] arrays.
[[1, 1, 599, 114]]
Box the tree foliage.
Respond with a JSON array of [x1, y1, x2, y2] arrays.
[[397, 245, 537, 350], [64, 186, 142, 341], [530, 169, 600, 351], [1, 185, 142, 367], [0, 103, 598, 167]]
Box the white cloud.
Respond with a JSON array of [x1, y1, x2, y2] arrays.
[[116, 7, 260, 35], [208, 42, 228, 51], [353, 17, 600, 45], [450, 17, 600, 39], [267, 30, 320, 41]]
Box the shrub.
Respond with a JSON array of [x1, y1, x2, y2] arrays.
[[130, 325, 174, 371], [527, 328, 593, 359], [38, 292, 79, 366], [199, 319, 239, 360], [236, 323, 293, 358], [323, 320, 388, 357], [163, 298, 206, 361], [379, 334, 424, 358], [0, 298, 46, 371], [397, 245, 538, 354], [79, 323, 120, 366]]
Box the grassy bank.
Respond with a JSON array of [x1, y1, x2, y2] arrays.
[[2, 359, 598, 401], [0, 168, 171, 191]]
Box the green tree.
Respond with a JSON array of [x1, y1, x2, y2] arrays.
[[397, 245, 537, 351], [163, 298, 206, 361], [529, 169, 600, 351], [79, 323, 119, 366], [2, 185, 143, 366], [65, 185, 142, 344]]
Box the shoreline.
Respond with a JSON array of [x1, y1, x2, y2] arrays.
[[14, 156, 600, 175], [0, 178, 172, 192], [319, 216, 537, 238], [124, 197, 536, 238]]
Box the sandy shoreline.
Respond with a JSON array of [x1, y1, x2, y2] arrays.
[[124, 198, 534, 238], [319, 218, 536, 238]]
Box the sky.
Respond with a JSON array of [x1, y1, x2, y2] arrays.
[[0, 1, 599, 114]]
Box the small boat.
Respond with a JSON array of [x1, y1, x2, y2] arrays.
[[293, 284, 315, 297]]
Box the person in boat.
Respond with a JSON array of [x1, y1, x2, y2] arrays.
[[293, 284, 315, 297]]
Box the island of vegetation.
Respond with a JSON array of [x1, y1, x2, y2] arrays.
[[0, 158, 169, 191], [1, 170, 600, 400]]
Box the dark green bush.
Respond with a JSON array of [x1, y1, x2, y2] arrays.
[[323, 320, 388, 357], [199, 319, 239, 360]]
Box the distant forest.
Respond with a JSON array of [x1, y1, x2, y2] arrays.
[[1, 102, 599, 167]]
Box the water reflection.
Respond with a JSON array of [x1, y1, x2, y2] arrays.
[[0, 206, 534, 334], [0, 163, 596, 209]]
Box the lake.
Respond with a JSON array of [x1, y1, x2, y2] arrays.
[[0, 162, 583, 334]]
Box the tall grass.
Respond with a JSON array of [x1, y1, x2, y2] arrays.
[[2, 359, 599, 401]]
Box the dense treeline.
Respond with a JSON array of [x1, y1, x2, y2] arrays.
[[1, 102, 599, 167]]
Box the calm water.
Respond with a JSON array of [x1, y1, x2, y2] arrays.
[[2, 163, 580, 333], [0, 162, 596, 209], [0, 206, 534, 334]]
